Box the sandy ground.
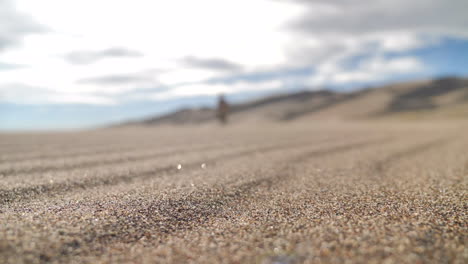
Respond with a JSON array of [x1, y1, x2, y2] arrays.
[[0, 122, 466, 263]]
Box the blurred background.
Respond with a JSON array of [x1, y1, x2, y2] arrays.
[[1, 0, 467, 131]]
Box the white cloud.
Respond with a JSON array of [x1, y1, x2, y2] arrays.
[[150, 80, 283, 101], [378, 33, 425, 52], [0, 0, 46, 51], [0, 0, 466, 105], [64, 47, 143, 65], [0, 83, 115, 104], [286, 0, 468, 38], [14, 0, 301, 68], [308, 56, 424, 86]]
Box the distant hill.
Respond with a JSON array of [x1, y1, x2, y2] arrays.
[[123, 76, 468, 126]]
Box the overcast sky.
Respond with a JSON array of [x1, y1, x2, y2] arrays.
[[1, 0, 468, 130]]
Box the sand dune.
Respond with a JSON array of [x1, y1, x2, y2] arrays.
[[129, 77, 468, 126]]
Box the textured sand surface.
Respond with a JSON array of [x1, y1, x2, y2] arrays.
[[0, 122, 467, 263]]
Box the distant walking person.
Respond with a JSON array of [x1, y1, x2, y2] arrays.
[[217, 94, 229, 124]]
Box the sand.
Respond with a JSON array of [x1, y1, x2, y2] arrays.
[[0, 122, 466, 263]]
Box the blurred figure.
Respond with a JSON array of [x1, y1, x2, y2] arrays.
[[217, 94, 229, 124]]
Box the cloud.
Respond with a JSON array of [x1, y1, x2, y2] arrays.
[[75, 69, 165, 98], [0, 83, 115, 105], [308, 56, 424, 86], [64, 47, 143, 64], [276, 0, 467, 75], [205, 65, 314, 86], [1, 0, 467, 110], [285, 0, 468, 37], [181, 56, 243, 72], [0, 0, 47, 51], [0, 62, 26, 71], [284, 39, 348, 67], [264, 0, 467, 90], [78, 74, 154, 86], [150, 79, 283, 100]]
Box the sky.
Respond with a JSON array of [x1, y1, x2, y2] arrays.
[[1, 0, 468, 130]]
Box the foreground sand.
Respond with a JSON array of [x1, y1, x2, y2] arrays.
[[0, 122, 466, 263]]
